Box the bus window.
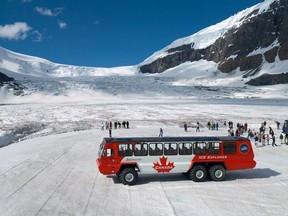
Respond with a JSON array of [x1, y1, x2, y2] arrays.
[[103, 149, 114, 157], [179, 143, 192, 155], [134, 143, 148, 156], [149, 143, 163, 156], [223, 142, 236, 154], [207, 142, 220, 154], [164, 143, 178, 155], [193, 142, 207, 155], [118, 144, 133, 157]]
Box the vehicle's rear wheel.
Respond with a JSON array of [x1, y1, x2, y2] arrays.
[[189, 165, 207, 182], [119, 168, 138, 185], [209, 165, 226, 181], [285, 135, 288, 145]]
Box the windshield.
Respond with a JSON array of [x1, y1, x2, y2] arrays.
[[98, 141, 105, 158]]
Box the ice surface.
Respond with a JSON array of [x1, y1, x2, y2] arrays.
[[0, 120, 288, 216]]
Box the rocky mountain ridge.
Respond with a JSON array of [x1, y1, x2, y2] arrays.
[[139, 0, 288, 85]]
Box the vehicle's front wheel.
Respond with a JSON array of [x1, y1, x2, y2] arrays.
[[189, 165, 207, 182], [209, 165, 226, 181], [119, 168, 138, 185]]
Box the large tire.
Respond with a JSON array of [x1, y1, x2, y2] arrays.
[[285, 135, 288, 145], [119, 168, 138, 185], [209, 165, 226, 181], [189, 165, 207, 182], [116, 172, 120, 178]]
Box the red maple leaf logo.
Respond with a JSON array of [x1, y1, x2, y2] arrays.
[[153, 156, 175, 173]]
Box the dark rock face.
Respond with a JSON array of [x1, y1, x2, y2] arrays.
[[239, 55, 263, 71], [278, 41, 288, 60], [218, 59, 238, 73], [0, 72, 25, 95], [246, 73, 288, 86], [264, 47, 279, 63], [140, 45, 204, 74], [139, 0, 288, 77], [0, 72, 14, 82]]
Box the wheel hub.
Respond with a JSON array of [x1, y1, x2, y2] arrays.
[[215, 170, 223, 178], [196, 170, 204, 179], [125, 173, 134, 182]]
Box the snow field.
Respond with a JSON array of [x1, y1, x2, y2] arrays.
[[1, 122, 288, 216]]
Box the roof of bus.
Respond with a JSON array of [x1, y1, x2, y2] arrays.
[[102, 136, 249, 143]]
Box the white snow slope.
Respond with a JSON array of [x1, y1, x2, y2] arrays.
[[1, 44, 288, 104], [0, 0, 288, 103]]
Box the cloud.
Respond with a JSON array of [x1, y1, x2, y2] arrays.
[[32, 30, 42, 42], [0, 22, 31, 40], [58, 20, 67, 29], [35, 6, 63, 16]]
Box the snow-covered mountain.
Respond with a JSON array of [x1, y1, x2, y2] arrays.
[[0, 46, 136, 79], [140, 0, 288, 85], [0, 0, 288, 102], [0, 46, 139, 101]]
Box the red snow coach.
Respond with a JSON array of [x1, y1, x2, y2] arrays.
[[96, 136, 256, 185]]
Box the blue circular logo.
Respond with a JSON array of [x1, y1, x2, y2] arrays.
[[240, 144, 249, 154]]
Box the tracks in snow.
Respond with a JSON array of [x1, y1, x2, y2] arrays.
[[5, 141, 78, 201]]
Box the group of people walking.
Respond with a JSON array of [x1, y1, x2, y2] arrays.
[[183, 121, 201, 132], [248, 121, 277, 147], [101, 120, 130, 137], [227, 122, 248, 137], [101, 119, 284, 146], [207, 121, 219, 130], [102, 120, 130, 130]]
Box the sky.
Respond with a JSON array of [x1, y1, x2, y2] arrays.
[[0, 0, 261, 68]]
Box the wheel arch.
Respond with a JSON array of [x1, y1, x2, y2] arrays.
[[206, 162, 226, 170], [116, 163, 139, 175]]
